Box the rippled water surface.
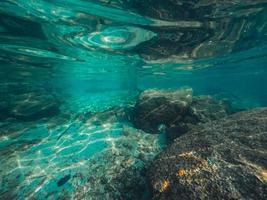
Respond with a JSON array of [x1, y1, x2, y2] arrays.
[[1, 0, 267, 199]]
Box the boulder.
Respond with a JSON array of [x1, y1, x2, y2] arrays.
[[165, 95, 231, 141], [132, 88, 193, 134], [147, 108, 267, 200], [132, 88, 231, 140], [9, 92, 60, 121]]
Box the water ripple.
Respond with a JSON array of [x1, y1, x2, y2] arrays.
[[71, 26, 156, 50]]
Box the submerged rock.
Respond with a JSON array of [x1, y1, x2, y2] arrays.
[[132, 88, 230, 140], [132, 88, 193, 134], [147, 108, 267, 200], [0, 83, 61, 121], [9, 92, 60, 121], [190, 95, 231, 122]]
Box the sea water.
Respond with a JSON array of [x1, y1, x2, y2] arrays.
[[0, 1, 267, 199]]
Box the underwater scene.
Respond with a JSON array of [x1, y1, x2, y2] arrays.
[[0, 0, 267, 199]]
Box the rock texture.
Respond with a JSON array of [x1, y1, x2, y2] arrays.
[[147, 108, 267, 200], [132, 88, 193, 134], [10, 92, 60, 121], [0, 91, 60, 121], [132, 88, 230, 140]]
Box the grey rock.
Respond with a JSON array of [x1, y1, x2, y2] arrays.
[[147, 108, 267, 200], [9, 92, 60, 121], [132, 88, 193, 134], [133, 88, 230, 140]]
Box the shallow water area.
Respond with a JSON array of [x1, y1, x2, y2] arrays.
[[0, 103, 164, 199]]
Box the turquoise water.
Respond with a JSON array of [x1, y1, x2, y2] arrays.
[[0, 1, 267, 199]]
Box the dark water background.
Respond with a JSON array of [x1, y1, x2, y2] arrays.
[[0, 0, 267, 199]]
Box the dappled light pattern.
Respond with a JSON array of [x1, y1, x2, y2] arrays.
[[0, 108, 164, 199]]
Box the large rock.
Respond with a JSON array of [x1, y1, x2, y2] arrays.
[[9, 92, 60, 121], [147, 108, 267, 200], [132, 88, 193, 134], [132, 88, 230, 140]]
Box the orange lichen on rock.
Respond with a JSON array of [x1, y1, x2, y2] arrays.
[[156, 180, 170, 193], [178, 151, 195, 157], [188, 157, 216, 174], [257, 169, 267, 182], [175, 155, 216, 180], [176, 168, 186, 177]]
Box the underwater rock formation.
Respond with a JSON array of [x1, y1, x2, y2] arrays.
[[147, 108, 267, 200], [132, 88, 230, 140], [0, 91, 60, 121], [132, 88, 193, 134]]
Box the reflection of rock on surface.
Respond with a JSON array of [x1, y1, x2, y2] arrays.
[[132, 88, 231, 140], [129, 0, 266, 61], [148, 108, 267, 200]]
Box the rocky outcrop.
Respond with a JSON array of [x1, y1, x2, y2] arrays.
[[147, 108, 267, 200], [132, 88, 193, 134], [10, 92, 60, 121], [0, 91, 60, 121], [132, 88, 230, 140]]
